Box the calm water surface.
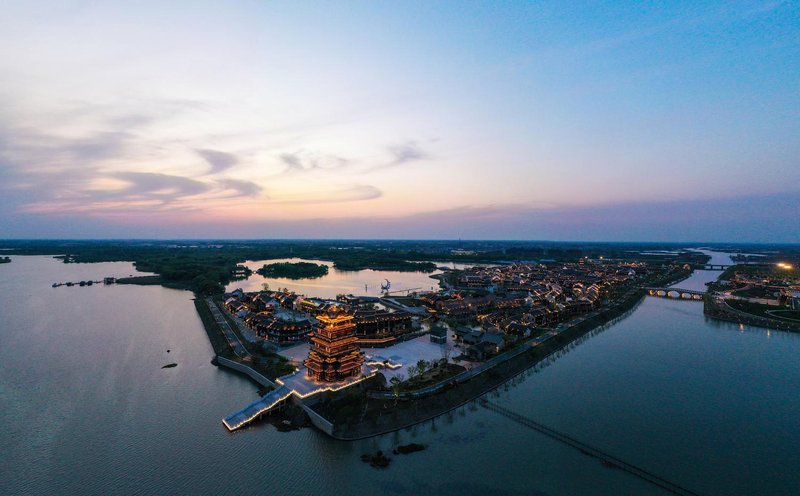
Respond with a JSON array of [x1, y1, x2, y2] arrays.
[[226, 258, 441, 298], [2, 255, 799, 495]]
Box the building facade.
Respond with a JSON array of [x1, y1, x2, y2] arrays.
[[305, 311, 364, 382], [353, 308, 412, 346]]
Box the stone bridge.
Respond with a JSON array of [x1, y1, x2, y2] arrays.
[[696, 264, 731, 271], [646, 287, 705, 301]]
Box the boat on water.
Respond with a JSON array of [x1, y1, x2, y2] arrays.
[[381, 279, 391, 291]]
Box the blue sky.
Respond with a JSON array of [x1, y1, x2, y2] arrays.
[[0, 1, 798, 241]]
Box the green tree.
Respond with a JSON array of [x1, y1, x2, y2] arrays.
[[389, 374, 405, 403]]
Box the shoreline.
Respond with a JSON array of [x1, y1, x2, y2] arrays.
[[195, 268, 693, 439], [319, 288, 648, 440], [704, 297, 800, 332]]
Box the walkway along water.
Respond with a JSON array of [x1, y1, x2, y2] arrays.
[[327, 288, 650, 440], [205, 297, 249, 358], [481, 400, 703, 496]]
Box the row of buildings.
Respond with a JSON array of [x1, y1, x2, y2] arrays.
[[224, 290, 413, 346], [221, 261, 663, 383], [423, 262, 646, 352]]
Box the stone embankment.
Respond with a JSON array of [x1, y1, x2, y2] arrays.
[[704, 297, 800, 331], [324, 287, 647, 440]]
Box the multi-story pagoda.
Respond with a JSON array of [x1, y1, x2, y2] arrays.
[[304, 310, 364, 382]]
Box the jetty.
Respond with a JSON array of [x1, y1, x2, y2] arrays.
[[223, 385, 293, 431], [52, 279, 104, 288], [220, 365, 377, 432]]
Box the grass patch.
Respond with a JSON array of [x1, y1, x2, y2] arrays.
[[727, 299, 783, 319], [400, 363, 466, 392], [767, 310, 800, 322], [732, 287, 779, 299]]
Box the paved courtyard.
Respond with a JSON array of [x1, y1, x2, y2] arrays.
[[278, 365, 374, 397], [278, 331, 462, 383]]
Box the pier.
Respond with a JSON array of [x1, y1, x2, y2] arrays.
[[51, 279, 105, 288], [481, 400, 703, 496], [223, 385, 293, 431], [222, 367, 377, 431]]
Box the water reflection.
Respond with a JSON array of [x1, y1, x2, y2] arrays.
[[3, 254, 800, 496], [226, 258, 442, 298]]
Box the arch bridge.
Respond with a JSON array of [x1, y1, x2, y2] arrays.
[[645, 287, 705, 301], [696, 264, 731, 271]]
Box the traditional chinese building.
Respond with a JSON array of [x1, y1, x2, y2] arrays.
[[247, 311, 313, 345], [353, 308, 412, 346], [304, 311, 364, 382]]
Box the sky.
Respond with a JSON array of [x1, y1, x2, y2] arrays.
[[0, 0, 798, 242]]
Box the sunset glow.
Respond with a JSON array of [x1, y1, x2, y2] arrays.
[[1, 1, 798, 241]]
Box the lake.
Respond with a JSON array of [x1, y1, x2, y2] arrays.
[[226, 258, 442, 298], [2, 254, 799, 495]]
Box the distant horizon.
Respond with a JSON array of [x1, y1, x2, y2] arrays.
[[1, 237, 797, 247]]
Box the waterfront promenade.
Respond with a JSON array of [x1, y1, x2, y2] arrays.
[[205, 297, 249, 358], [221, 365, 376, 431], [223, 385, 293, 430]]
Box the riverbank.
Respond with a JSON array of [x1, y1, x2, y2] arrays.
[[314, 288, 647, 440], [646, 267, 693, 288], [704, 297, 800, 332]]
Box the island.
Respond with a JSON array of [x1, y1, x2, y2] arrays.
[[256, 261, 329, 279]]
